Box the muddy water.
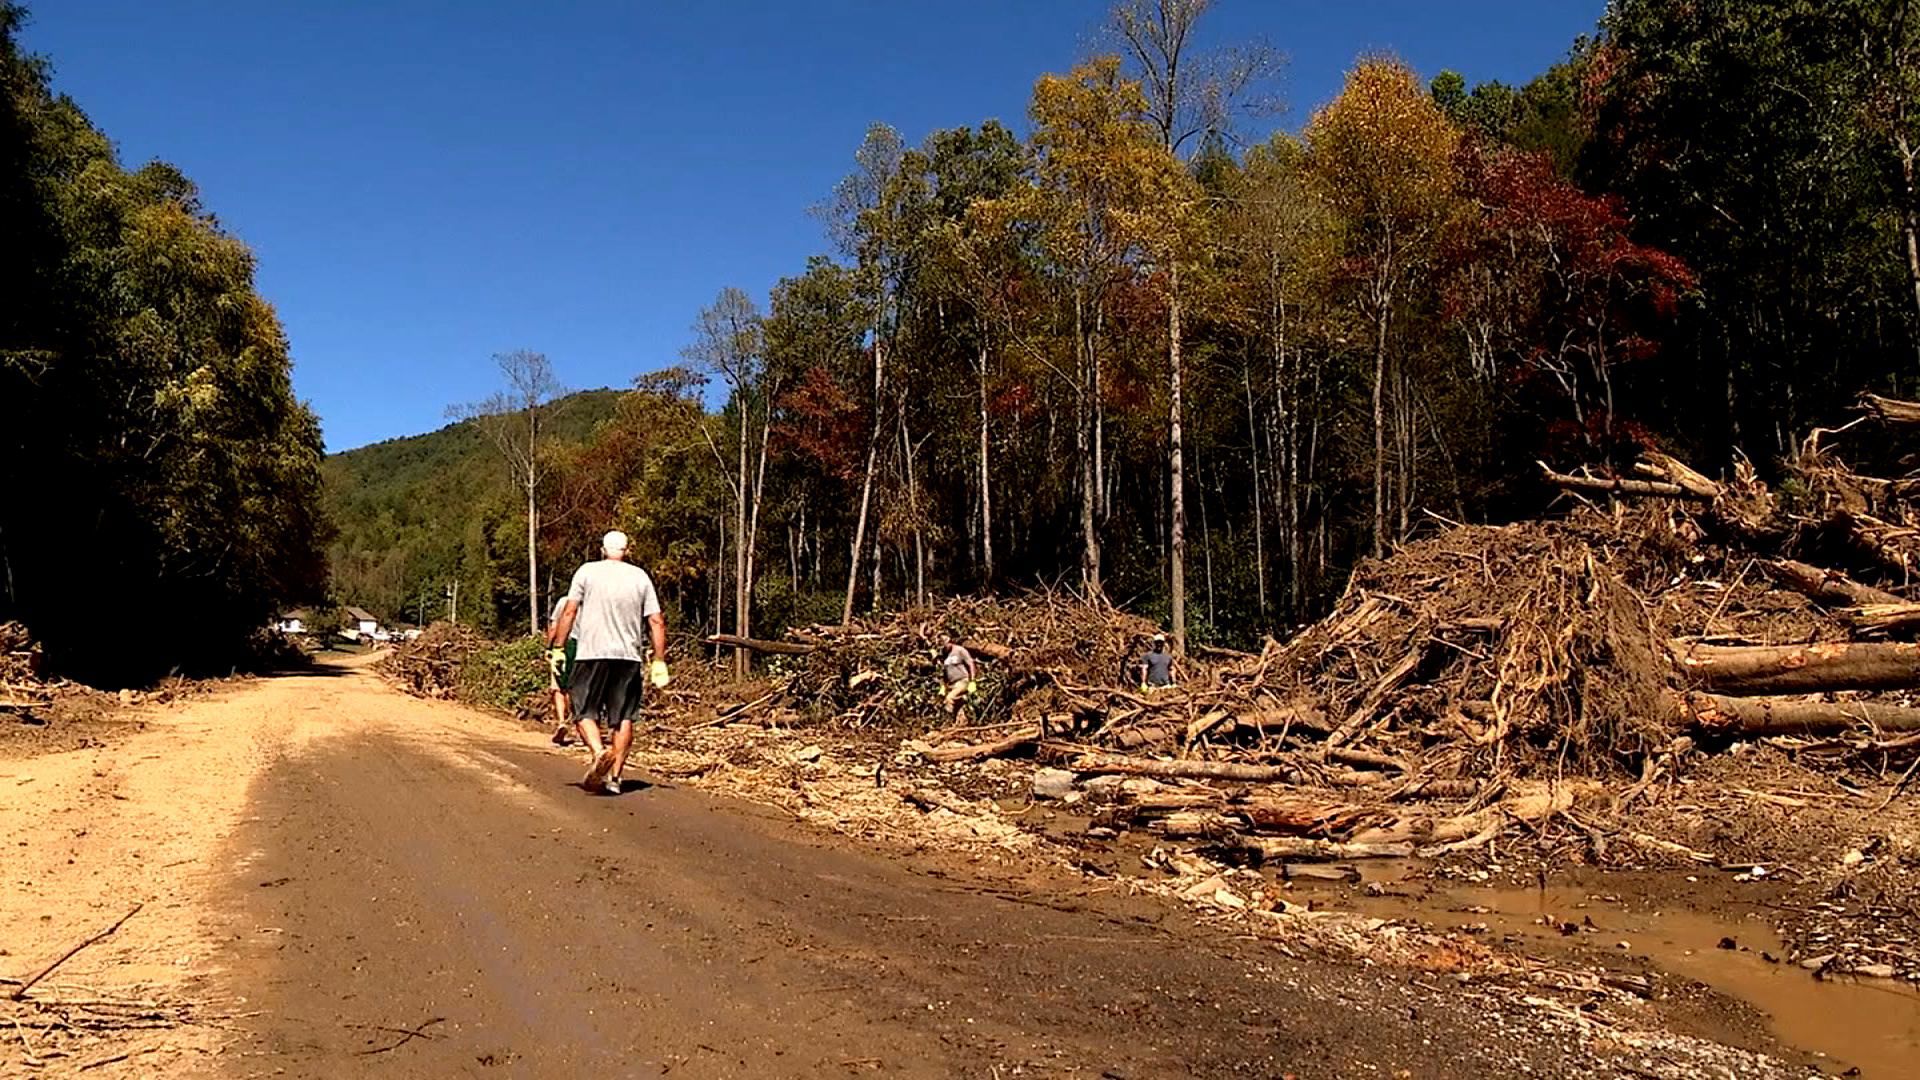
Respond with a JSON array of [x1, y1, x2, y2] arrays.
[[1314, 869, 1920, 1078], [1020, 801, 1920, 1075]]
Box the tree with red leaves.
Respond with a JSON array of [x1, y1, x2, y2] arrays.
[[1447, 141, 1694, 462]]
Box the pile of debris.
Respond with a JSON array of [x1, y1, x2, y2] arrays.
[[377, 621, 488, 699], [721, 593, 1159, 731], [0, 621, 50, 714], [700, 395, 1920, 888]]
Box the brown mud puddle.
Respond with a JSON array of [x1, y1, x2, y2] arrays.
[[1014, 802, 1920, 1077], [1318, 867, 1920, 1078]]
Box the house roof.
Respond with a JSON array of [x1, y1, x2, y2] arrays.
[[279, 608, 313, 621], [344, 606, 377, 623]]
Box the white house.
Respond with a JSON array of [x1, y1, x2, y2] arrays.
[[344, 606, 380, 639], [274, 610, 310, 635]]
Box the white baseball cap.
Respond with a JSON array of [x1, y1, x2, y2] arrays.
[[602, 530, 629, 555]]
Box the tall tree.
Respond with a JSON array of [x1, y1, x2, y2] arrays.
[[1110, 0, 1273, 652], [821, 124, 905, 623], [1009, 57, 1191, 597], [1307, 58, 1463, 555], [684, 288, 765, 678], [453, 350, 562, 636], [0, 3, 328, 680], [1588, 0, 1918, 457]]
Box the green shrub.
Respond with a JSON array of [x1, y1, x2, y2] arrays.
[[458, 636, 549, 714]]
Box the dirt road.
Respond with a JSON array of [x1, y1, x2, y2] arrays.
[[1, 657, 1797, 1077]]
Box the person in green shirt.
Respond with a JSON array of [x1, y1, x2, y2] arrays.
[[545, 596, 579, 745]]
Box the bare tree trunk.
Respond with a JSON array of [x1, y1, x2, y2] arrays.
[[1371, 299, 1390, 559], [1198, 452, 1214, 632], [899, 406, 926, 607], [734, 417, 749, 679], [1075, 290, 1102, 597], [1168, 264, 1187, 654], [713, 513, 725, 642], [1901, 134, 1920, 336], [525, 476, 539, 635], [1243, 362, 1266, 621], [741, 405, 775, 676], [842, 333, 885, 625], [1395, 367, 1414, 542], [977, 340, 996, 584], [1094, 304, 1108, 523]]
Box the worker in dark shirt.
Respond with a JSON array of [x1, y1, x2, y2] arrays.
[[1138, 633, 1177, 690]]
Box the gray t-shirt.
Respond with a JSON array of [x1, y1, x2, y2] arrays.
[[564, 559, 662, 662], [1142, 648, 1174, 687], [941, 645, 974, 685]]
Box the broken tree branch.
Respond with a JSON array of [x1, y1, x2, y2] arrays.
[[9, 904, 143, 1001]]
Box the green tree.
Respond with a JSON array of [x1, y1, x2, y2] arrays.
[[452, 349, 564, 635], [1307, 57, 1465, 555], [0, 5, 327, 680], [684, 288, 766, 677]]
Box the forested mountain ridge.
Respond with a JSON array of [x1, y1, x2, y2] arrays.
[[323, 388, 621, 625]]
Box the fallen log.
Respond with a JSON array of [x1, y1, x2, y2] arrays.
[[962, 639, 1013, 662], [1349, 784, 1591, 846], [1635, 452, 1725, 500], [706, 633, 818, 656], [1154, 811, 1248, 840], [1323, 746, 1406, 772], [923, 728, 1038, 763], [1861, 392, 1920, 425], [1234, 700, 1330, 735], [1386, 778, 1482, 800], [1325, 644, 1426, 747], [1232, 836, 1415, 862], [1279, 863, 1361, 882], [1070, 754, 1297, 783], [1677, 691, 1920, 736], [1768, 559, 1904, 608], [1237, 798, 1374, 835], [1539, 462, 1707, 500], [1104, 723, 1183, 751], [1673, 640, 1920, 694], [1845, 603, 1920, 636]]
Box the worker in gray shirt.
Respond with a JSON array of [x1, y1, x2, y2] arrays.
[[549, 530, 670, 796], [1137, 633, 1177, 691]]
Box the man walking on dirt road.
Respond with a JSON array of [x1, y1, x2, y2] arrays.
[[546, 596, 579, 746], [549, 530, 669, 795]]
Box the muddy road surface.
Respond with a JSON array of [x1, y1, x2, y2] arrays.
[[3, 657, 1803, 1077]]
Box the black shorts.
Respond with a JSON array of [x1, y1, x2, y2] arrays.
[[570, 659, 645, 727]]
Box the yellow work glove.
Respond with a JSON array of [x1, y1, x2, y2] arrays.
[[965, 679, 978, 695], [648, 658, 671, 689], [546, 647, 565, 673]]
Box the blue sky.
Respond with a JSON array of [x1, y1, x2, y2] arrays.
[[23, 1, 1603, 452]]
